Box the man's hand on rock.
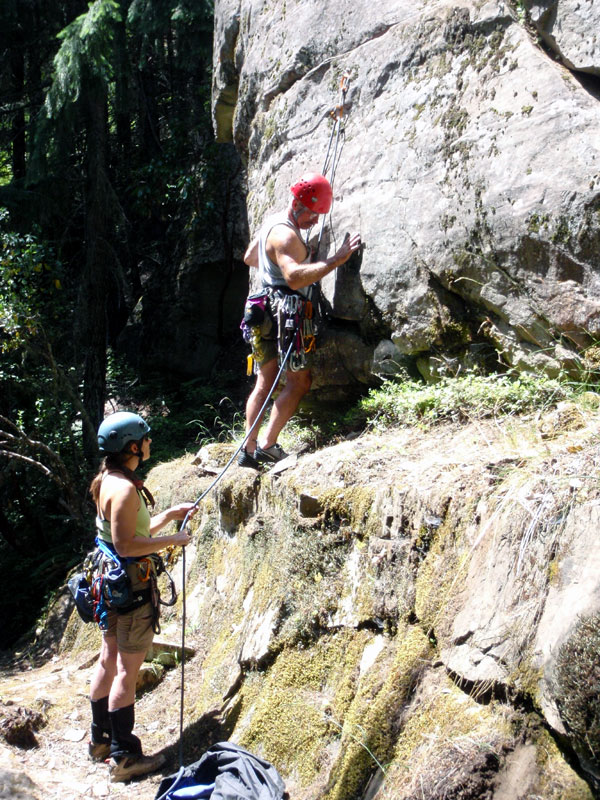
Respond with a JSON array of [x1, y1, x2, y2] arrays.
[[334, 232, 362, 267]]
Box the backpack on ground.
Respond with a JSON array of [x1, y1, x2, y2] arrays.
[[155, 742, 286, 800]]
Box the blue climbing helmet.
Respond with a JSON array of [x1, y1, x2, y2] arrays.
[[97, 411, 150, 453]]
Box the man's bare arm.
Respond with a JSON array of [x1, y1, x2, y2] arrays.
[[272, 228, 362, 291], [244, 237, 259, 268]]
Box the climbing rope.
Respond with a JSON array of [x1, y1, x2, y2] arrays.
[[316, 73, 350, 254], [173, 333, 297, 767], [171, 74, 352, 770]]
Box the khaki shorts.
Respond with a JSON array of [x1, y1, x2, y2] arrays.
[[103, 601, 154, 654], [251, 335, 278, 370], [102, 563, 155, 654], [249, 318, 314, 373]]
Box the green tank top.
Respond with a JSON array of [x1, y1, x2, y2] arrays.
[[96, 489, 151, 545]]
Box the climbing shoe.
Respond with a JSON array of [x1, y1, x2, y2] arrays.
[[255, 443, 289, 463], [108, 752, 166, 783], [88, 739, 111, 761], [237, 447, 259, 469]]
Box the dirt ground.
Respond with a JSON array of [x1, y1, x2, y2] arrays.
[[0, 633, 223, 800]]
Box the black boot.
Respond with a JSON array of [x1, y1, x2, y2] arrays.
[[108, 704, 143, 759], [108, 704, 165, 783], [89, 696, 111, 760]]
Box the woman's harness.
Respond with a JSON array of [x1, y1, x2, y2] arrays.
[[69, 533, 177, 635]]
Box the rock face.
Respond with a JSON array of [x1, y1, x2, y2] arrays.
[[116, 400, 600, 799], [525, 0, 600, 74], [213, 0, 600, 391]]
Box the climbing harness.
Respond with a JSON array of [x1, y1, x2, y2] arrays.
[[69, 538, 175, 635], [241, 287, 315, 373]]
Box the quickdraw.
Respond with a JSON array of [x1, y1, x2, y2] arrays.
[[274, 290, 316, 372]]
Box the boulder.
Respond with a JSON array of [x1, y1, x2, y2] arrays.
[[524, 0, 600, 74], [213, 0, 600, 390], [0, 769, 42, 800]]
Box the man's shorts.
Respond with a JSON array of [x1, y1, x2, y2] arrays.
[[250, 334, 278, 370]]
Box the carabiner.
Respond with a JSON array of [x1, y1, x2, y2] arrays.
[[137, 558, 152, 582]]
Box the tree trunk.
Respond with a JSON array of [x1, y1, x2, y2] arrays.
[[115, 0, 131, 161], [10, 49, 26, 180], [78, 74, 111, 461]]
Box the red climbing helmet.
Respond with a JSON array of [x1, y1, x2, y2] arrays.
[[290, 173, 333, 214]]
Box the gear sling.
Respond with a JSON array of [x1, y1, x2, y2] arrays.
[[240, 284, 316, 375]]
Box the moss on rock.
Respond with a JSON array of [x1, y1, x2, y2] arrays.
[[531, 725, 594, 800], [319, 486, 380, 540], [59, 609, 102, 656], [553, 613, 600, 775], [237, 630, 372, 786], [380, 671, 514, 798], [414, 501, 473, 638], [324, 625, 432, 800]]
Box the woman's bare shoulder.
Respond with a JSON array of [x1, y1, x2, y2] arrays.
[[99, 473, 139, 504]]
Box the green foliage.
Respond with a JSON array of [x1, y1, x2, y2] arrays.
[[0, 0, 237, 649], [554, 614, 600, 773], [0, 210, 65, 352], [104, 351, 246, 464], [185, 397, 245, 448], [145, 384, 237, 464], [349, 372, 571, 429], [45, 0, 121, 117], [0, 529, 85, 648]]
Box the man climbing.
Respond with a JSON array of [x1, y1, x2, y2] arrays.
[[238, 172, 361, 468]]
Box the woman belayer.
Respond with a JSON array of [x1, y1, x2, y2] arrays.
[[88, 411, 196, 783]]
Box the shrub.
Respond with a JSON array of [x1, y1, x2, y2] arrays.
[[351, 373, 571, 429]]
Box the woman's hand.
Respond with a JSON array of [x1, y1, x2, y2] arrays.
[[170, 527, 192, 547], [168, 503, 198, 522], [149, 502, 197, 538]]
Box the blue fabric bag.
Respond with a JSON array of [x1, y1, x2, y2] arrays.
[[170, 783, 215, 799], [155, 742, 286, 800]]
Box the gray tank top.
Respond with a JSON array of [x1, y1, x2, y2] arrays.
[[257, 212, 310, 297]]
